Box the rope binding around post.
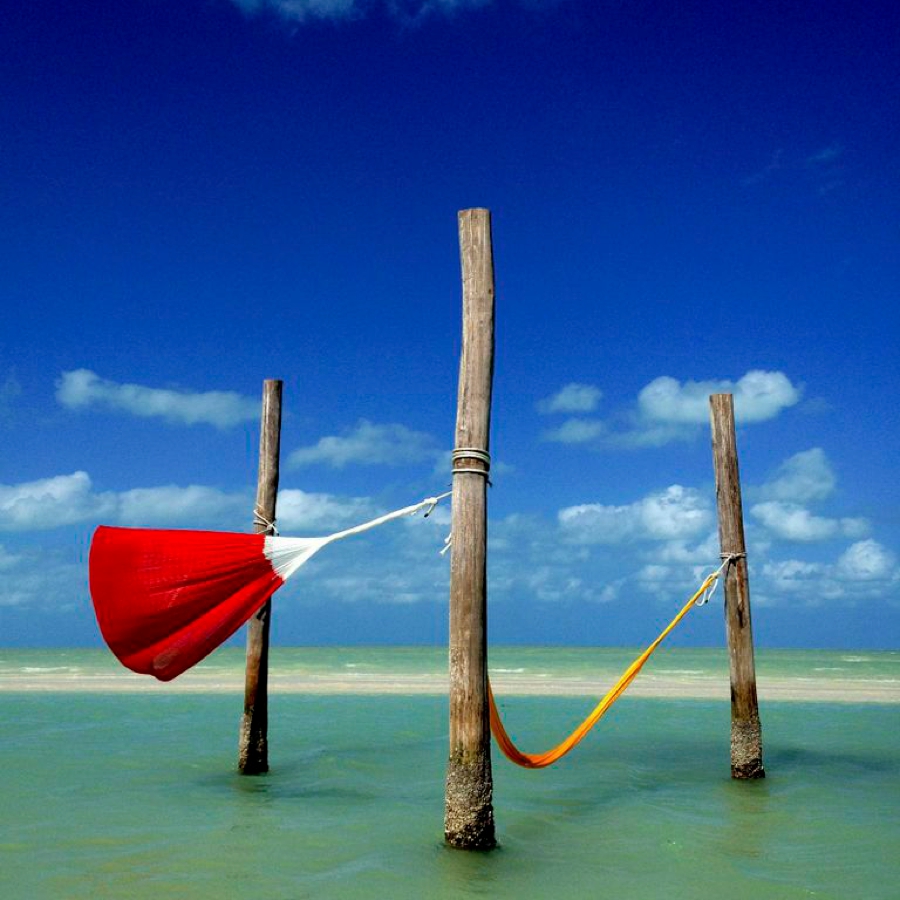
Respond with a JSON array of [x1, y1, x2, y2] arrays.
[[695, 551, 746, 606], [253, 509, 279, 535], [451, 447, 492, 481], [442, 448, 492, 555]]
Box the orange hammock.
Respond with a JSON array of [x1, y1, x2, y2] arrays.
[[488, 570, 720, 769]]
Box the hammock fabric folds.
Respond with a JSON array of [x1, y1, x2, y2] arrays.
[[90, 527, 286, 681]]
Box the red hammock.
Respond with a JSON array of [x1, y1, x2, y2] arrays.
[[89, 494, 448, 681], [90, 528, 285, 681]]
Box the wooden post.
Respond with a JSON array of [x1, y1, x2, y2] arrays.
[[444, 208, 497, 850], [709, 393, 765, 779], [238, 379, 283, 775]]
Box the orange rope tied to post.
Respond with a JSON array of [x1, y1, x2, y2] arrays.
[[488, 568, 724, 769]]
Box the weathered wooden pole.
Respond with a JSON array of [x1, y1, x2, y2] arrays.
[[444, 208, 497, 850], [709, 393, 765, 779], [238, 378, 283, 775]]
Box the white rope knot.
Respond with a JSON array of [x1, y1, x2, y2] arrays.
[[694, 552, 748, 607], [451, 447, 492, 480], [253, 509, 279, 535]]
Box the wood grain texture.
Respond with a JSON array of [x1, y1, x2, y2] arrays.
[[239, 379, 283, 775], [709, 393, 765, 779], [444, 209, 496, 849]]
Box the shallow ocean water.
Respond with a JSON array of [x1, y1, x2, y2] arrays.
[[2, 667, 898, 899]]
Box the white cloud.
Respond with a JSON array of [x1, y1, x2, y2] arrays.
[[289, 419, 438, 469], [0, 469, 392, 534], [653, 532, 720, 565], [0, 476, 438, 609], [228, 0, 493, 23], [489, 505, 730, 609], [760, 558, 831, 597], [610, 421, 697, 449], [0, 472, 255, 531], [751, 502, 837, 541], [759, 540, 898, 605], [551, 370, 802, 449], [542, 418, 606, 444], [0, 545, 22, 571], [317, 568, 443, 605], [517, 565, 588, 603], [759, 448, 835, 503], [276, 497, 451, 605], [0, 472, 116, 531], [538, 383, 602, 415], [117, 485, 249, 527], [0, 550, 84, 609], [836, 540, 896, 581], [276, 489, 376, 532], [638, 370, 801, 425], [807, 143, 843, 165], [56, 369, 259, 429], [483, 512, 620, 605], [750, 501, 868, 542], [290, 493, 896, 611], [559, 485, 712, 545], [640, 486, 713, 539], [230, 0, 359, 21], [634, 562, 701, 595]]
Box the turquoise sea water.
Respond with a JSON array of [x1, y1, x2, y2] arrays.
[[3, 645, 898, 687], [1, 648, 898, 899]]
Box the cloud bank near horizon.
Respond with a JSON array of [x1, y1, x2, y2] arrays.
[[2, 441, 893, 614], [0, 471, 379, 534]]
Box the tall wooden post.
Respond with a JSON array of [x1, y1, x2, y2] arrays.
[[444, 208, 497, 850], [238, 379, 283, 775], [709, 393, 765, 779]]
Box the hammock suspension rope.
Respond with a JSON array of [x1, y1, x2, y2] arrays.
[[488, 555, 741, 769]]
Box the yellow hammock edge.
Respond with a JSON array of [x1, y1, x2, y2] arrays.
[[487, 571, 719, 769]]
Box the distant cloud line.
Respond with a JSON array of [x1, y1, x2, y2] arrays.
[[0, 470, 377, 533], [227, 0, 503, 25], [4, 363, 892, 613], [54, 367, 800, 461], [2, 441, 896, 610], [540, 369, 801, 447], [0, 446, 858, 540]]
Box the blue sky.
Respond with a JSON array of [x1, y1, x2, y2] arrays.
[[1, 0, 898, 650]]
